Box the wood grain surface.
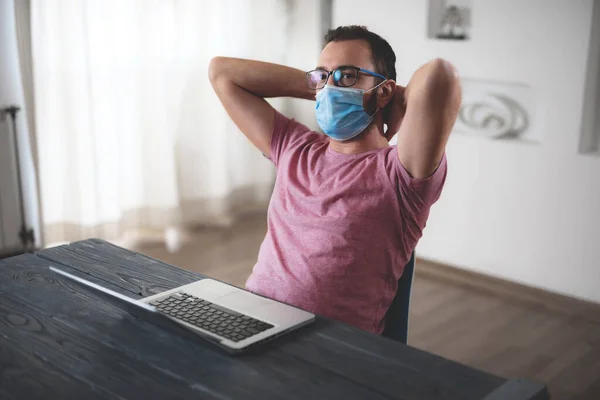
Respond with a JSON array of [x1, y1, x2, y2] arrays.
[[0, 240, 549, 399]]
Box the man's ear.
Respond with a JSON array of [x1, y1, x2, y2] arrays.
[[377, 80, 396, 108]]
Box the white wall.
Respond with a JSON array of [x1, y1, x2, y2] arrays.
[[284, 0, 322, 132], [328, 0, 600, 303], [0, 0, 42, 250]]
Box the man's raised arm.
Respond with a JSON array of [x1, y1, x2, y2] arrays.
[[396, 58, 461, 179], [208, 57, 315, 157]]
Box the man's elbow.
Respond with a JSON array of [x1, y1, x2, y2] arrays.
[[427, 58, 458, 81], [426, 58, 461, 105], [208, 56, 229, 85]]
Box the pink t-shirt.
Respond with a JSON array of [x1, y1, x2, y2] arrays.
[[246, 111, 447, 334]]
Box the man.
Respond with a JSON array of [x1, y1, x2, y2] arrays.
[[209, 26, 461, 334]]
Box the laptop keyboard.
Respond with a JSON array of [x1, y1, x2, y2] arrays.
[[150, 292, 274, 342]]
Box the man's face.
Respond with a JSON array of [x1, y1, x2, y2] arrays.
[[316, 39, 380, 92]]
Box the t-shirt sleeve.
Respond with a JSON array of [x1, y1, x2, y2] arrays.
[[395, 152, 448, 208], [388, 149, 448, 246], [268, 110, 322, 167]]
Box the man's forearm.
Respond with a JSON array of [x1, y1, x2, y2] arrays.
[[209, 57, 315, 101]]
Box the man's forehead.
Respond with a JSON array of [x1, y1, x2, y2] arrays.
[[317, 39, 374, 70]]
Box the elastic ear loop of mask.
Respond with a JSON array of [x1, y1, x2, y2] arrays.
[[365, 79, 387, 118]]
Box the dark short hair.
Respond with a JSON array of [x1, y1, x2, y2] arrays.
[[324, 25, 396, 82]]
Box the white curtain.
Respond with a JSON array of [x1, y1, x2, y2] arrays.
[[31, 0, 289, 243]]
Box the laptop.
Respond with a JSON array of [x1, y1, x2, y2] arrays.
[[49, 266, 315, 353]]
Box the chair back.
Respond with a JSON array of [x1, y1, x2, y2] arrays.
[[381, 252, 415, 344]]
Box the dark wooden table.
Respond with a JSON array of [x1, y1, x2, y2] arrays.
[[0, 239, 549, 400]]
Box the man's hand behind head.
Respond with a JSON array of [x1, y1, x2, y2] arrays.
[[383, 83, 407, 142]]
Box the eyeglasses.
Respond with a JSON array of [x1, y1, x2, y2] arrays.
[[306, 66, 386, 90]]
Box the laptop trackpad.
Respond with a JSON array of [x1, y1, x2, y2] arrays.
[[216, 291, 271, 313]]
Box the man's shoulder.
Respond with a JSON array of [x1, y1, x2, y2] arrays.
[[276, 111, 322, 137]]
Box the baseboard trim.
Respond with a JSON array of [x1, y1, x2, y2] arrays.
[[415, 258, 600, 325], [0, 248, 39, 260]]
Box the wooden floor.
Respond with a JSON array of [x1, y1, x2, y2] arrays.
[[133, 215, 600, 400]]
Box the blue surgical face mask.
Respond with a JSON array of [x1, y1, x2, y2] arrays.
[[315, 82, 385, 141]]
